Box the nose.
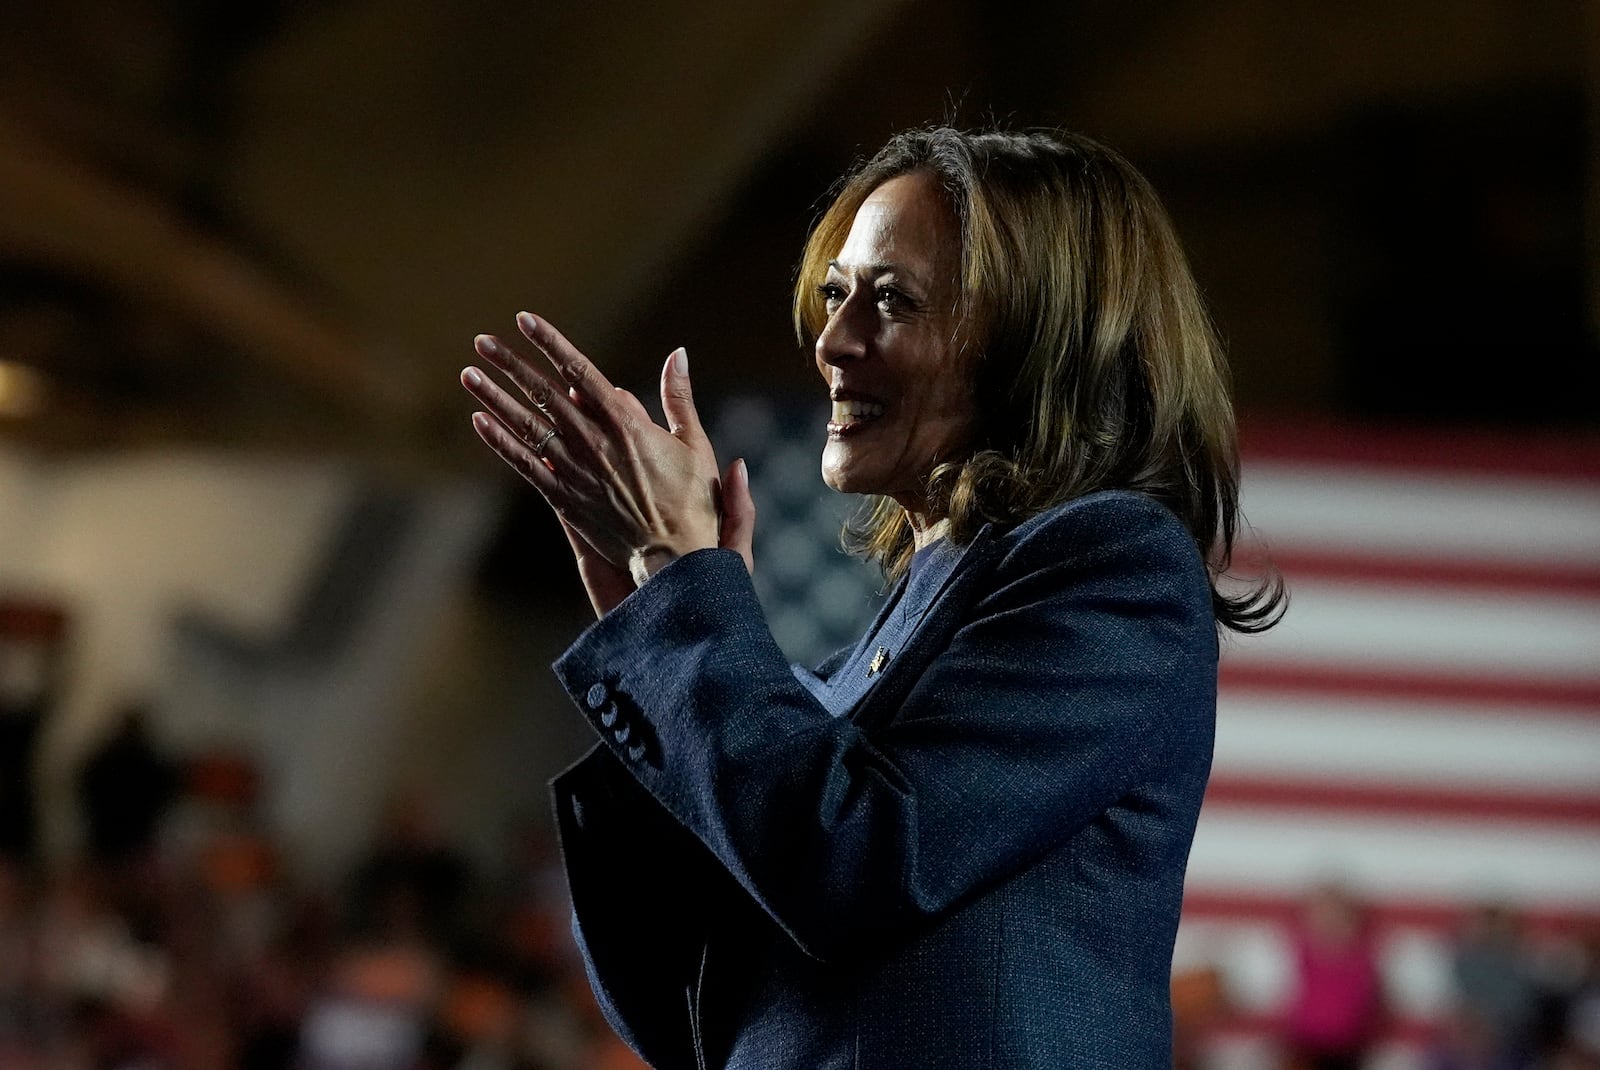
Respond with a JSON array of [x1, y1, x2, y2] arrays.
[[814, 290, 870, 372]]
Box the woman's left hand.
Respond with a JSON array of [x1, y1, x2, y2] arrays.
[[461, 312, 747, 595]]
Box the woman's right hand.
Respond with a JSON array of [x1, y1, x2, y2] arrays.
[[560, 393, 756, 619], [467, 313, 731, 587]]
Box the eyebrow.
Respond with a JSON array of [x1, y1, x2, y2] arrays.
[[826, 259, 927, 288]]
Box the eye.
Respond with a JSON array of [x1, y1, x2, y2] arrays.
[[816, 282, 846, 312], [875, 286, 907, 312]]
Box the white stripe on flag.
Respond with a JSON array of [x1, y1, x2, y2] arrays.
[[1224, 579, 1600, 679], [1214, 694, 1600, 793], [1186, 809, 1600, 902], [1239, 462, 1600, 565]]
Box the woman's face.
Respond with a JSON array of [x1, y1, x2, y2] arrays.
[[815, 171, 975, 511]]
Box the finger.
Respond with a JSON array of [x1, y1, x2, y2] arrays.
[[515, 312, 623, 422], [717, 457, 756, 575], [473, 334, 597, 454], [461, 366, 570, 465], [659, 347, 706, 443], [472, 332, 566, 413], [610, 386, 652, 424], [470, 411, 562, 496]]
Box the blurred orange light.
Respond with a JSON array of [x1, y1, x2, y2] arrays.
[[0, 361, 45, 418]]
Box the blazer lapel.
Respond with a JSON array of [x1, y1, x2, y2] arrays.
[[841, 523, 1001, 728]]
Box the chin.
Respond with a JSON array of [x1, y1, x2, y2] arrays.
[[821, 468, 857, 495], [822, 445, 872, 496], [823, 470, 894, 500], [822, 469, 865, 496]]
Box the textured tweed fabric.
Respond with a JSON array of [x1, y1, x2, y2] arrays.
[[550, 490, 1217, 1069]]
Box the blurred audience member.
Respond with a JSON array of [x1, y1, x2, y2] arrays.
[[237, 907, 326, 1070], [0, 860, 36, 1049], [297, 935, 440, 1070], [1451, 903, 1538, 1065], [1283, 882, 1386, 1070], [77, 702, 180, 866], [1428, 1009, 1525, 1070], [349, 790, 472, 947], [1551, 929, 1600, 1069], [1171, 965, 1228, 1070], [0, 601, 68, 865]]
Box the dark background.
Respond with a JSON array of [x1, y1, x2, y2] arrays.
[[0, 6, 1596, 1067], [2, 0, 1595, 451]]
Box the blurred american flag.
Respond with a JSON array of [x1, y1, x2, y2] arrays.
[[714, 395, 884, 665], [717, 400, 1600, 1068], [1185, 423, 1600, 1069]]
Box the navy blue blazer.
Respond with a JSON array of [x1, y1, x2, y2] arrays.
[[550, 490, 1217, 1069]]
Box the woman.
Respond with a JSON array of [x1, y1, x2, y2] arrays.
[[461, 127, 1280, 1069]]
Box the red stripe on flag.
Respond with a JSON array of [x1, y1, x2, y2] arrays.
[[1203, 776, 1600, 826], [1239, 417, 1600, 481], [1220, 662, 1600, 712], [1181, 889, 1600, 933], [1243, 548, 1600, 597]]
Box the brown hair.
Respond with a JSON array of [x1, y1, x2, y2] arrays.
[[794, 127, 1283, 633]]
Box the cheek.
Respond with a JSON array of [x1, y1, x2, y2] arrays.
[[920, 375, 979, 440]]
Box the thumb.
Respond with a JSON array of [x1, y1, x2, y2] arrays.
[[718, 457, 755, 575], [659, 347, 706, 443]]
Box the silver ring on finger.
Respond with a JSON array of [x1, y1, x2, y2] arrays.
[[532, 425, 559, 457]]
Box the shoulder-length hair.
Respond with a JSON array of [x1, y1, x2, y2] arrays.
[[793, 127, 1283, 633]]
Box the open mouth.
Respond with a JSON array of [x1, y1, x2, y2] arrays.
[[828, 396, 886, 434]]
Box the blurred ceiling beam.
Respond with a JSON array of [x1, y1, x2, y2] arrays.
[[0, 113, 416, 419], [6, 0, 1587, 450], [1040, 0, 1586, 153], [226, 0, 911, 401]]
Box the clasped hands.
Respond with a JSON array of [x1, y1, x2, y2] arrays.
[[461, 312, 754, 618]]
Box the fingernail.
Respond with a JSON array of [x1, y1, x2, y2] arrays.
[[517, 311, 538, 333], [474, 335, 497, 356], [736, 457, 748, 482], [673, 347, 688, 375], [471, 412, 489, 431], [463, 367, 482, 386]]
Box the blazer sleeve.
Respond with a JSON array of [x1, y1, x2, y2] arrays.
[[550, 641, 862, 1068], [551, 747, 717, 1069], [552, 492, 1217, 963]]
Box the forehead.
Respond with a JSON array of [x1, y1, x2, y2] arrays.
[[836, 172, 959, 271]]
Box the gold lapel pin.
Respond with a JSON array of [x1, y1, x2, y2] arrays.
[[867, 646, 890, 676]]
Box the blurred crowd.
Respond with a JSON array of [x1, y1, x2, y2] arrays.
[[1426, 903, 1600, 1070], [2, 706, 1598, 1069], [1173, 885, 1600, 1070], [0, 707, 646, 1070]]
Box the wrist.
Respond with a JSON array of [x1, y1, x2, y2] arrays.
[[628, 524, 722, 586], [628, 546, 681, 587]]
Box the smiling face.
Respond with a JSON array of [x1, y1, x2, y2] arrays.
[[815, 172, 975, 517]]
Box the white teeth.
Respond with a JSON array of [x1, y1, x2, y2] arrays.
[[831, 399, 885, 424]]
